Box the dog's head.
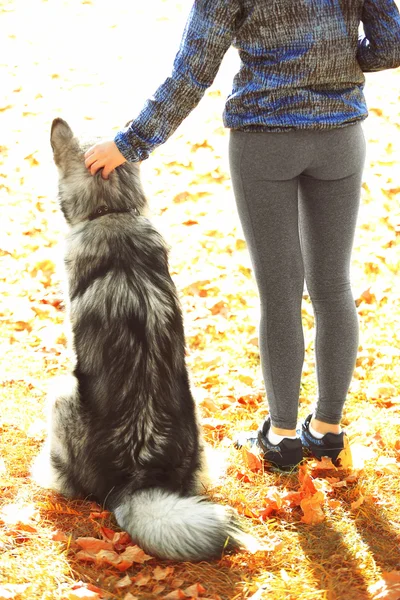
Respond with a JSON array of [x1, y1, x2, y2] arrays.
[[50, 118, 147, 226]]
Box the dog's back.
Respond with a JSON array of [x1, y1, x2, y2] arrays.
[[32, 119, 252, 561]]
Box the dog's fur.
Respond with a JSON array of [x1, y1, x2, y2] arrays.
[[32, 118, 249, 561]]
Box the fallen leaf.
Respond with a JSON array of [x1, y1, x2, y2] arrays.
[[200, 398, 220, 413], [350, 495, 365, 510], [236, 470, 252, 483], [298, 465, 318, 496], [241, 446, 262, 472], [162, 591, 188, 599], [313, 478, 334, 495], [153, 584, 167, 595], [238, 374, 254, 386], [281, 490, 303, 507], [171, 579, 185, 589], [90, 511, 110, 519], [99, 526, 116, 541], [123, 595, 139, 600], [300, 492, 325, 524], [119, 544, 153, 564], [183, 583, 206, 597], [153, 566, 174, 581], [75, 537, 114, 553], [51, 530, 69, 542], [133, 572, 151, 587], [115, 575, 132, 589], [310, 456, 336, 471], [67, 588, 100, 600], [336, 435, 353, 469]]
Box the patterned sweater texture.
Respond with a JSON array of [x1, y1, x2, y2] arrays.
[[114, 0, 400, 162]]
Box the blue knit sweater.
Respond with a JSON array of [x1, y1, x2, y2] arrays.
[[114, 0, 400, 162]]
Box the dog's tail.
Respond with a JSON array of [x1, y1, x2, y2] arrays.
[[113, 488, 254, 561]]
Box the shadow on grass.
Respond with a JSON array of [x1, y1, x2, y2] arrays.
[[352, 496, 400, 572], [294, 519, 370, 600]]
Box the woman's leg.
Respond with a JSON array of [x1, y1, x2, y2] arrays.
[[299, 123, 366, 430], [229, 124, 365, 435], [229, 130, 308, 432]]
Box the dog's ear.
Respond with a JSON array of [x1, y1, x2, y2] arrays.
[[50, 118, 81, 170], [50, 118, 74, 150]]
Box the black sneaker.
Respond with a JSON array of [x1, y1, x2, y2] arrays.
[[300, 414, 345, 464], [234, 416, 303, 471]]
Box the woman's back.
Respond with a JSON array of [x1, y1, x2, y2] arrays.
[[227, 0, 366, 129]]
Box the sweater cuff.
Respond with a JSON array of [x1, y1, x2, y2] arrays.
[[114, 130, 142, 163]]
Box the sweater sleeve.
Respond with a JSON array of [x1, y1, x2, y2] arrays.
[[357, 0, 400, 72], [114, 0, 241, 162]]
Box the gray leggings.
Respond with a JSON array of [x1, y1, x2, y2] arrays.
[[229, 123, 366, 430]]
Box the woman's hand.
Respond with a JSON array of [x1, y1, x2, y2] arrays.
[[84, 141, 127, 179]]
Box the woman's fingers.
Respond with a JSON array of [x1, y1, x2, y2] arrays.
[[84, 141, 127, 178], [89, 160, 104, 176], [84, 153, 97, 169]]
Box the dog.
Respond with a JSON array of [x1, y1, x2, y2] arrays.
[[31, 118, 250, 561]]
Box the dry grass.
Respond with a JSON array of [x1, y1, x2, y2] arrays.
[[1, 1, 400, 599]]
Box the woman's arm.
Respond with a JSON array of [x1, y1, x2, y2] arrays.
[[357, 0, 400, 72], [114, 0, 242, 162]]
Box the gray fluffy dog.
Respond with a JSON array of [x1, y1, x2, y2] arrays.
[[31, 118, 250, 562]]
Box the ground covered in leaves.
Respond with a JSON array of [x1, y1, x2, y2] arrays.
[[1, 1, 400, 599]]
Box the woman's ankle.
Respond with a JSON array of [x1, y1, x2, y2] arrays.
[[310, 417, 341, 435], [271, 425, 297, 437]]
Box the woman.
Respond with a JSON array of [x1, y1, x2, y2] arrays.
[[84, 0, 400, 470]]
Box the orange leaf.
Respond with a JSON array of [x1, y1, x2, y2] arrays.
[[123, 594, 139, 600], [75, 550, 97, 564], [99, 526, 116, 541], [90, 511, 110, 519], [241, 447, 262, 472], [115, 575, 132, 589], [265, 486, 282, 509], [162, 591, 188, 599], [280, 490, 303, 507], [336, 435, 353, 468], [236, 471, 252, 483], [67, 588, 100, 600], [119, 545, 153, 564], [200, 398, 219, 413], [238, 374, 254, 386], [300, 492, 325, 524], [257, 506, 276, 520], [152, 584, 167, 595], [51, 530, 69, 542], [153, 566, 174, 581], [237, 503, 259, 519], [237, 394, 262, 406], [310, 456, 336, 471], [298, 466, 317, 496], [350, 495, 365, 510], [133, 572, 151, 587], [183, 583, 206, 597], [171, 579, 185, 589], [113, 532, 133, 551], [96, 549, 122, 567], [75, 537, 114, 553]]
